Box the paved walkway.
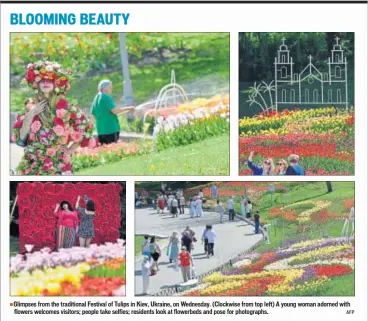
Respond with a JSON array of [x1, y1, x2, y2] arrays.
[[134, 207, 263, 295]]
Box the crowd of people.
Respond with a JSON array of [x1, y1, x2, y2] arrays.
[[247, 151, 305, 176]]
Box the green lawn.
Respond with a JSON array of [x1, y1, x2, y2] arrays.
[[76, 134, 229, 175], [11, 33, 229, 111], [135, 235, 144, 256]]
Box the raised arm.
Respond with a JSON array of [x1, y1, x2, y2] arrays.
[[75, 196, 81, 209], [111, 106, 135, 115], [54, 203, 60, 213]]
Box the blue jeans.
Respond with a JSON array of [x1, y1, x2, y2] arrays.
[[255, 221, 260, 234]]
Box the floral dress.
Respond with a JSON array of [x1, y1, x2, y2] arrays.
[[77, 207, 96, 238], [12, 98, 95, 175]]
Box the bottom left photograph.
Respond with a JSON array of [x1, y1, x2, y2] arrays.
[[9, 181, 126, 296]]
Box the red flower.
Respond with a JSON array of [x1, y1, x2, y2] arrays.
[[53, 117, 64, 127], [56, 99, 68, 110], [313, 264, 353, 277], [55, 79, 68, 87], [13, 117, 23, 129], [62, 163, 72, 172], [80, 138, 90, 148], [70, 113, 77, 120], [25, 68, 36, 82]]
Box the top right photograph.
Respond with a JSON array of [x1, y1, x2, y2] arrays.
[[239, 32, 354, 176]]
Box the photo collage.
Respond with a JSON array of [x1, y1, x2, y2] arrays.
[[7, 32, 355, 299]]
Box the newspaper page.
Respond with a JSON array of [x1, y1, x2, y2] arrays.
[[0, 1, 367, 321]]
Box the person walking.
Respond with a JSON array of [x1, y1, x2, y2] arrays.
[[241, 196, 246, 217], [149, 236, 161, 272], [246, 200, 253, 219], [141, 255, 151, 295], [211, 184, 218, 199], [217, 200, 225, 223], [189, 198, 196, 218], [179, 195, 186, 214], [206, 226, 216, 257], [181, 231, 193, 253], [157, 194, 165, 214], [171, 197, 179, 217], [254, 211, 261, 234], [179, 246, 193, 283], [263, 223, 271, 244], [201, 225, 210, 255], [195, 196, 203, 218], [167, 231, 180, 264], [228, 196, 235, 221]]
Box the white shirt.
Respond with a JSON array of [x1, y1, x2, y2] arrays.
[[195, 198, 202, 210], [141, 261, 150, 277], [172, 198, 178, 207], [205, 230, 216, 243], [228, 199, 234, 210], [199, 192, 204, 198], [246, 203, 253, 213]]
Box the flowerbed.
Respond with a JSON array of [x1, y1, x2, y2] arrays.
[[10, 241, 126, 296], [71, 141, 151, 172], [239, 107, 354, 175], [182, 237, 354, 296]]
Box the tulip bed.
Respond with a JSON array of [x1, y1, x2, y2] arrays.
[[10, 242, 126, 296], [239, 107, 354, 175], [181, 237, 354, 296]]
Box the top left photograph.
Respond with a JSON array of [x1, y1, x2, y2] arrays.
[[9, 32, 230, 176]]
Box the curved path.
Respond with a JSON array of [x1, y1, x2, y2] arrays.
[[134, 207, 263, 295]]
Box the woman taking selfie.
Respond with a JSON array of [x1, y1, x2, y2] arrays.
[[76, 195, 96, 248]]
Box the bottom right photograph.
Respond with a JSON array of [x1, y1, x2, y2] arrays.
[[134, 181, 355, 297]]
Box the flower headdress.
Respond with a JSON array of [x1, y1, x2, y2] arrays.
[[24, 60, 73, 95]]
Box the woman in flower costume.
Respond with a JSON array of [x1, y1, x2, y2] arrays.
[[12, 60, 96, 175]]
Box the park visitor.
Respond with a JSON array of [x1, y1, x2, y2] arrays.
[[141, 255, 151, 295], [246, 200, 253, 219], [254, 211, 261, 234], [202, 225, 211, 254], [241, 196, 246, 217], [195, 195, 203, 217], [205, 226, 216, 257], [76, 196, 96, 248], [91, 79, 135, 145], [217, 200, 225, 223], [189, 198, 196, 218], [342, 205, 355, 238], [157, 194, 165, 214], [167, 231, 180, 264], [276, 159, 288, 175], [181, 231, 193, 253], [149, 236, 161, 272], [286, 154, 305, 175], [171, 197, 179, 217], [211, 184, 218, 199], [142, 235, 151, 259], [198, 189, 204, 199], [179, 246, 194, 283], [179, 195, 186, 214], [54, 200, 79, 250], [263, 223, 271, 244], [167, 194, 174, 213], [247, 151, 275, 176], [228, 196, 235, 221]]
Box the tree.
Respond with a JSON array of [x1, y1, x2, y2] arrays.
[[326, 182, 333, 193]]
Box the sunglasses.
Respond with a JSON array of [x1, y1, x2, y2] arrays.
[[264, 161, 271, 165], [277, 163, 284, 166]]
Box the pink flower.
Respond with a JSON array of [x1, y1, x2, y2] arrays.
[[29, 133, 35, 141], [31, 121, 41, 133], [24, 168, 32, 175], [58, 163, 66, 170], [46, 148, 56, 157], [71, 131, 83, 142], [53, 125, 65, 136], [56, 109, 67, 119], [30, 162, 37, 169], [63, 154, 71, 163], [11, 134, 16, 142], [88, 138, 97, 149]]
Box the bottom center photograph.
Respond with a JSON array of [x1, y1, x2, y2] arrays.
[[134, 181, 355, 297]]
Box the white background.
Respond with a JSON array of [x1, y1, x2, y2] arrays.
[[1, 2, 367, 321]]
